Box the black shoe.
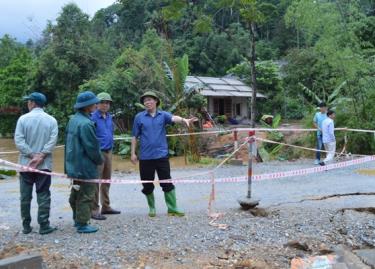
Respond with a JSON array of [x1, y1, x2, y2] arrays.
[[319, 162, 325, 166], [91, 213, 107, 220], [39, 225, 57, 235], [101, 208, 121, 215], [22, 226, 32, 234]]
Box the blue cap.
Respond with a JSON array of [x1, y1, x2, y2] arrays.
[[23, 92, 47, 107], [74, 91, 99, 109]]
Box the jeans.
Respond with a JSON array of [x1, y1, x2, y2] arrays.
[[316, 134, 324, 161]]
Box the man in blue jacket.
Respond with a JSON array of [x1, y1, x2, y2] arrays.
[[131, 91, 197, 217], [65, 91, 103, 233]]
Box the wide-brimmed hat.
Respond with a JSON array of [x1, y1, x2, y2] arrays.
[[97, 92, 113, 102], [140, 91, 160, 106], [74, 91, 99, 109], [23, 92, 47, 107]]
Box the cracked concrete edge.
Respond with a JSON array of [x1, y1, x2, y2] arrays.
[[0, 253, 43, 269], [334, 245, 371, 269], [353, 249, 375, 268]]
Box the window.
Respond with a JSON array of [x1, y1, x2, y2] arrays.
[[213, 98, 232, 116]]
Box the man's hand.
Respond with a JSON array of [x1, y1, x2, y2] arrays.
[[183, 117, 198, 128], [28, 153, 45, 169], [131, 153, 138, 165]]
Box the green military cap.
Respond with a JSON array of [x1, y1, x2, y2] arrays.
[[97, 92, 113, 102], [140, 91, 160, 106]]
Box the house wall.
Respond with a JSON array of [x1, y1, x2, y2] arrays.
[[206, 96, 249, 118], [231, 97, 248, 118]]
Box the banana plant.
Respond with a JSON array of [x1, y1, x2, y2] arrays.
[[258, 114, 284, 161], [299, 80, 348, 109]]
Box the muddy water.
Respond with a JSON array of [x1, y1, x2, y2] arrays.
[[0, 138, 189, 173]]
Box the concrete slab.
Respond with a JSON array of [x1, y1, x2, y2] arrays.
[[334, 245, 371, 269], [354, 249, 375, 268], [332, 263, 349, 269], [0, 253, 43, 269]]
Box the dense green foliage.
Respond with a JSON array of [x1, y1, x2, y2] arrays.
[[0, 0, 374, 154]]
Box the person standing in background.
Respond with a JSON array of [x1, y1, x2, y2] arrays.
[[65, 91, 103, 233], [14, 92, 58, 234], [91, 92, 121, 221], [320, 110, 336, 166], [313, 102, 327, 165]]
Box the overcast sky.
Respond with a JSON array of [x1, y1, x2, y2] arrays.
[[0, 0, 116, 42]]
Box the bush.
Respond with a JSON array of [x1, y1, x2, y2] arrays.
[[0, 114, 19, 136]]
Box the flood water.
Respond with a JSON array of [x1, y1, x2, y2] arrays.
[[0, 138, 190, 173]]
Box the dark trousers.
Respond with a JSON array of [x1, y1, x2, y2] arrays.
[[139, 158, 175, 195], [316, 134, 324, 160], [69, 181, 96, 225], [19, 171, 51, 228]]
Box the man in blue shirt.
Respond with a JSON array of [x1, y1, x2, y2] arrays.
[[131, 91, 197, 217], [91, 92, 121, 220], [313, 102, 327, 164]]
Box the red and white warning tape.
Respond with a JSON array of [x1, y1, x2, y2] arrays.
[[1, 155, 374, 185]]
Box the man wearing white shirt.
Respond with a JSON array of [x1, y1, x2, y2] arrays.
[[15, 92, 58, 234], [320, 110, 336, 166]]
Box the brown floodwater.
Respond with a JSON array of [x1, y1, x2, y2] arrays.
[[0, 138, 190, 173]]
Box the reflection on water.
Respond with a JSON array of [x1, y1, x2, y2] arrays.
[[0, 139, 190, 173]]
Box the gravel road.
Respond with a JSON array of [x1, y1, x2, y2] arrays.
[[0, 158, 374, 268]]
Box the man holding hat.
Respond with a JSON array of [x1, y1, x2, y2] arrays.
[[131, 90, 197, 217], [65, 91, 103, 233], [14, 92, 58, 234], [91, 92, 120, 221], [313, 102, 327, 165]]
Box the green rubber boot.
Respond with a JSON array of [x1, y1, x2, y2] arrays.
[[145, 193, 156, 217], [164, 189, 184, 217]]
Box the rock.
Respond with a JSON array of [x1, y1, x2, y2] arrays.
[[284, 240, 310, 252], [319, 243, 334, 255]]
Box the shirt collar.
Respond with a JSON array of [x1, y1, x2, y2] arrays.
[[94, 109, 109, 119], [144, 109, 161, 117], [30, 107, 44, 113]]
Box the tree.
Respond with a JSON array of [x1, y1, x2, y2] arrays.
[[81, 29, 171, 131], [0, 49, 33, 107], [284, 0, 375, 153], [31, 4, 103, 132], [0, 35, 23, 68]]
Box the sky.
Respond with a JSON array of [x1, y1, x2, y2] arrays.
[[0, 0, 116, 42]]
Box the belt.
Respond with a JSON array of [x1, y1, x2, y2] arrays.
[[101, 149, 112, 153]]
